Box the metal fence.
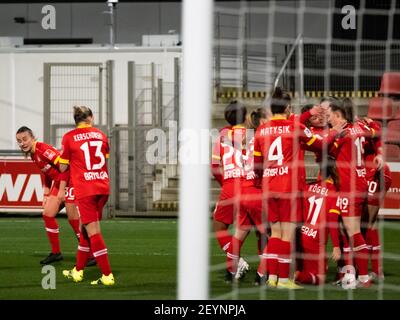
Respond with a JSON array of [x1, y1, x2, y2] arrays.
[[109, 59, 180, 216]]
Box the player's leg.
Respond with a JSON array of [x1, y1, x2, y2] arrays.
[[225, 226, 249, 281], [276, 196, 302, 289], [65, 203, 80, 240], [65, 200, 96, 267], [258, 197, 280, 286], [213, 187, 236, 253], [85, 195, 114, 285], [277, 221, 302, 289], [213, 219, 231, 252], [65, 187, 80, 240], [341, 215, 370, 288], [365, 204, 383, 280], [41, 191, 63, 264], [295, 246, 325, 285]]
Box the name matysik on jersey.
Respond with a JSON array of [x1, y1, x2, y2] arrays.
[[60, 126, 110, 199]]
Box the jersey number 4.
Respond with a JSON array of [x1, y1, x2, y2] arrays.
[[80, 141, 105, 170], [268, 136, 283, 165]]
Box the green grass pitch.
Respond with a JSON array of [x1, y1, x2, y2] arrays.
[[0, 216, 399, 300]]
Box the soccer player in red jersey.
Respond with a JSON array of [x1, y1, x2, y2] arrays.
[[16, 126, 81, 265], [356, 115, 392, 281], [224, 108, 270, 284], [60, 106, 114, 286], [327, 99, 372, 288], [253, 87, 340, 289], [295, 161, 342, 285], [211, 101, 250, 283]]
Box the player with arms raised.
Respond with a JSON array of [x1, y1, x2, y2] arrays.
[[327, 98, 371, 288]]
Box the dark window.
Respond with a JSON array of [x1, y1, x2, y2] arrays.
[[331, 44, 355, 71], [391, 44, 400, 70], [359, 76, 381, 91], [393, 14, 400, 40], [334, 0, 360, 9], [304, 44, 326, 70], [364, 0, 392, 10], [330, 75, 354, 91], [362, 15, 388, 40], [360, 45, 386, 71], [304, 76, 325, 92]]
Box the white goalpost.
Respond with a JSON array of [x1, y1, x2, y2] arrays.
[[177, 0, 214, 300]]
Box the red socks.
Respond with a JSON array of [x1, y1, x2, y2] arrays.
[[278, 240, 291, 280], [90, 233, 112, 276], [215, 230, 232, 252], [68, 219, 81, 240], [76, 234, 90, 271], [258, 237, 280, 277], [43, 215, 60, 253], [351, 233, 369, 277], [366, 228, 381, 275], [226, 237, 243, 273]]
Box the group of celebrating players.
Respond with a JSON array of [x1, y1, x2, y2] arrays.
[[211, 87, 392, 290], [15, 106, 115, 286]]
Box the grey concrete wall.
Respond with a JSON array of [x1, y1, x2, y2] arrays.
[[0, 1, 334, 45], [0, 2, 182, 45]]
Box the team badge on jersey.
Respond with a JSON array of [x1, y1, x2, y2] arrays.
[[43, 149, 56, 160], [303, 127, 313, 138]]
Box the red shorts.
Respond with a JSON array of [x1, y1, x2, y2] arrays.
[[265, 193, 302, 223], [338, 193, 367, 217], [49, 182, 75, 204], [366, 171, 392, 207], [76, 195, 109, 225], [49, 183, 60, 197], [213, 181, 241, 225], [64, 187, 75, 204], [299, 240, 327, 276], [237, 186, 264, 230]]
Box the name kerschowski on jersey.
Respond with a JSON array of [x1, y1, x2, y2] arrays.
[[60, 125, 110, 199]]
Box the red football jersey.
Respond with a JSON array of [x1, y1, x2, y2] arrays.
[[329, 123, 368, 194], [31, 141, 61, 188], [211, 125, 247, 184], [253, 117, 324, 192], [60, 125, 110, 199], [302, 180, 341, 247]]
